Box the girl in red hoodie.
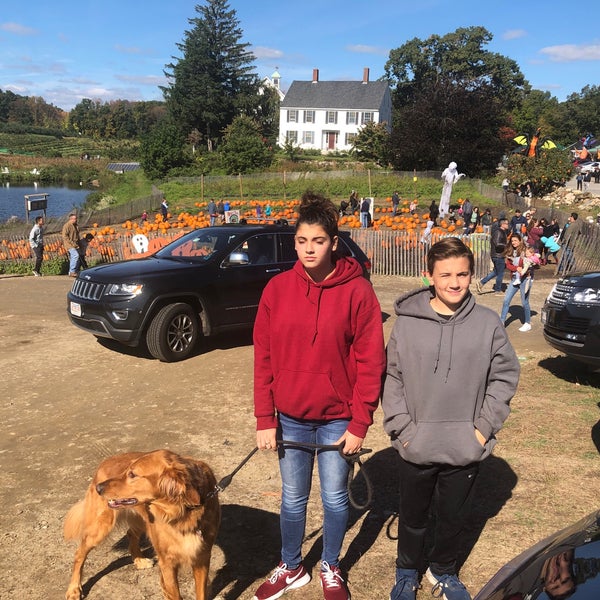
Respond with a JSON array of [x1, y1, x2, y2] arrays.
[[252, 192, 385, 600]]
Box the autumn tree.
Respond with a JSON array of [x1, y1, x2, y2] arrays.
[[219, 115, 273, 174], [507, 150, 573, 196], [162, 0, 258, 151], [69, 99, 166, 139], [351, 121, 391, 166], [385, 26, 528, 174]]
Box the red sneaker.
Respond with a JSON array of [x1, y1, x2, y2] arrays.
[[253, 562, 311, 600], [320, 561, 350, 600]]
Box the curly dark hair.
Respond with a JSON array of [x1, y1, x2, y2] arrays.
[[295, 191, 339, 240]]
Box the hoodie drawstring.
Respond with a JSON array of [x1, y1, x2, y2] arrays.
[[433, 318, 456, 382], [312, 286, 324, 344]]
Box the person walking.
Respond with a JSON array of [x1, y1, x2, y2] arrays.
[[499, 233, 534, 332], [383, 237, 519, 600], [480, 208, 492, 234], [252, 191, 386, 600], [460, 198, 473, 233], [207, 199, 218, 226], [509, 210, 527, 236], [583, 172, 591, 192], [160, 196, 169, 221], [29, 215, 44, 276], [428, 200, 439, 225], [61, 213, 81, 277], [392, 191, 400, 216], [360, 197, 371, 228], [476, 218, 509, 294]]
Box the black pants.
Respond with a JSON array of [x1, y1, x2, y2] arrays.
[[32, 245, 43, 273], [395, 456, 479, 576]]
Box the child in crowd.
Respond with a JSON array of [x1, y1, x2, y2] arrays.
[[78, 233, 94, 270], [539, 235, 561, 265], [512, 245, 541, 286]]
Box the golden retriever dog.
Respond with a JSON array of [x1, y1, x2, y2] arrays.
[[64, 449, 221, 600]]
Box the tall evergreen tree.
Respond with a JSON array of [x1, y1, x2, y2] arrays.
[[162, 0, 258, 151]]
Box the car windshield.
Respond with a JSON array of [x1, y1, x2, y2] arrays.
[[154, 229, 244, 261]]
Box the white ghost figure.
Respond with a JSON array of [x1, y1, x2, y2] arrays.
[[131, 234, 149, 253], [439, 161, 465, 217]]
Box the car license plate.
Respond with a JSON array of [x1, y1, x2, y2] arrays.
[[70, 301, 82, 317]]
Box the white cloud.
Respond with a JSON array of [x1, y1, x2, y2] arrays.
[[502, 29, 527, 41], [252, 46, 284, 60], [116, 74, 166, 86], [346, 44, 388, 56], [2, 83, 29, 94], [0, 22, 37, 35], [540, 44, 600, 62]]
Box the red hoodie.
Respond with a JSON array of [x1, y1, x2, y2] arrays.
[[253, 257, 385, 438]]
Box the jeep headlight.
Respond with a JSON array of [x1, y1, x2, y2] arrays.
[[572, 288, 600, 305], [105, 283, 144, 296]]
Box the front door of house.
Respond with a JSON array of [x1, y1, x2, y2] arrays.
[[327, 132, 336, 150]]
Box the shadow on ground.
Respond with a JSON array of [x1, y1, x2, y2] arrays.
[[538, 355, 600, 388], [95, 329, 254, 361], [294, 448, 517, 580]]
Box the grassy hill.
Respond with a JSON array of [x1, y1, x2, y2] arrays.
[[0, 132, 139, 160]]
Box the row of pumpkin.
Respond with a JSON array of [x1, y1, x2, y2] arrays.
[[0, 198, 476, 262]]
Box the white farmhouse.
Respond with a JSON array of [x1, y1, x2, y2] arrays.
[[278, 68, 391, 152]]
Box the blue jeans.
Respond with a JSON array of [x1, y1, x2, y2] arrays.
[[500, 276, 532, 324], [480, 257, 505, 291], [278, 413, 351, 569], [68, 248, 80, 273]]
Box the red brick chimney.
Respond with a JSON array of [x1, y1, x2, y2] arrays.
[[312, 68, 319, 83], [362, 67, 369, 83]]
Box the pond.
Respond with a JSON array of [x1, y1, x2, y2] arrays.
[[0, 184, 91, 222]]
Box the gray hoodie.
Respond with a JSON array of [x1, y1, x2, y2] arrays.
[[382, 287, 519, 466]]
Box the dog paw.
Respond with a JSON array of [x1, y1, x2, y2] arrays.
[[133, 557, 155, 570], [65, 584, 83, 600]]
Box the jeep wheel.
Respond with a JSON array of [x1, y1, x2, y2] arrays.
[[146, 303, 199, 362]]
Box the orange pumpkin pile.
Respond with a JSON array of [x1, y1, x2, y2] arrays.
[[0, 197, 486, 265]]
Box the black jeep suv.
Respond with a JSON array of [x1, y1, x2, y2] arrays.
[[541, 271, 600, 369], [67, 225, 370, 362]]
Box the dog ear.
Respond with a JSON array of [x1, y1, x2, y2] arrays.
[[158, 466, 187, 500], [184, 484, 202, 507], [183, 462, 208, 506]]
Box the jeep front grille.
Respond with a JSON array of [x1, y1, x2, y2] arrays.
[[71, 279, 106, 301]]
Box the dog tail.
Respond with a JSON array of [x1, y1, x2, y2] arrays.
[[64, 499, 86, 541]]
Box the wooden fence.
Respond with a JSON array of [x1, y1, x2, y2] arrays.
[[349, 230, 492, 278], [2, 222, 599, 278], [0, 228, 493, 278]]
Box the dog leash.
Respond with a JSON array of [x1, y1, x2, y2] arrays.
[[213, 440, 373, 510]]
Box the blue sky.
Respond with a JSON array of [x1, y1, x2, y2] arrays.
[[0, 0, 598, 112]]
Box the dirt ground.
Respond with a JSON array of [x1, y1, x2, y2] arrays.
[[1, 270, 599, 600]]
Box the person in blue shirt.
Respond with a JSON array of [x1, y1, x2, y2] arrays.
[[509, 209, 528, 236]]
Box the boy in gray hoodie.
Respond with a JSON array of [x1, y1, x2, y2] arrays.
[[382, 237, 520, 600]]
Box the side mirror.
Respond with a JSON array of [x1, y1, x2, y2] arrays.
[[227, 251, 249, 265]]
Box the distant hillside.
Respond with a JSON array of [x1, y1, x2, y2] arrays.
[[0, 132, 140, 160]]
